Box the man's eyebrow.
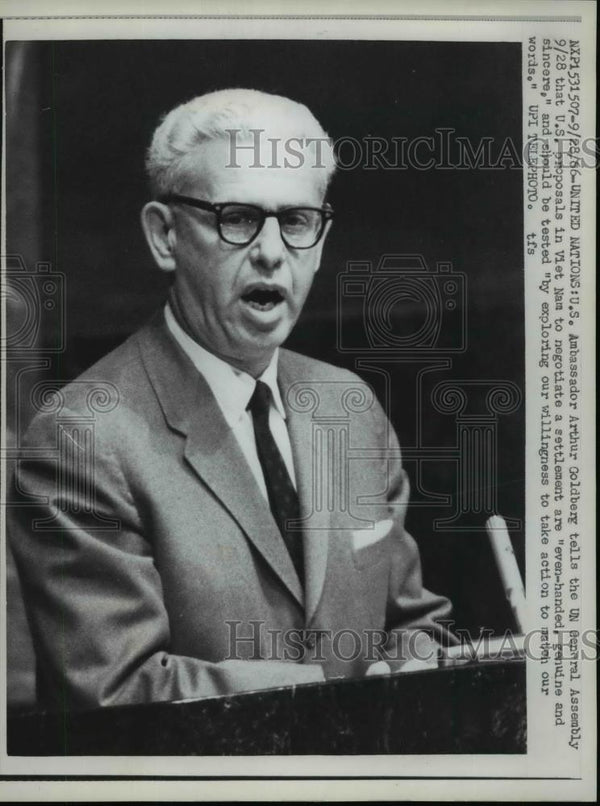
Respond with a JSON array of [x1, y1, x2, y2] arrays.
[[228, 201, 322, 210]]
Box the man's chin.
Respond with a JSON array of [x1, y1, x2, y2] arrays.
[[241, 327, 288, 354], [234, 321, 292, 367]]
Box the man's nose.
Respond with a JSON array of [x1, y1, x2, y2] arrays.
[[250, 216, 286, 270]]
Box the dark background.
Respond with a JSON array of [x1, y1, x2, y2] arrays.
[[6, 39, 524, 707]]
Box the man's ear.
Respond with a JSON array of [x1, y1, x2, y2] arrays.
[[141, 201, 177, 273], [312, 217, 333, 273]]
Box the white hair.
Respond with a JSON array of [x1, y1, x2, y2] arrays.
[[145, 88, 336, 197]]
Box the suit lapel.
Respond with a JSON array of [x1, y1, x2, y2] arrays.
[[138, 314, 304, 608], [279, 353, 330, 624]]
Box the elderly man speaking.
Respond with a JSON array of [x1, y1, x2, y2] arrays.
[[10, 89, 456, 710]]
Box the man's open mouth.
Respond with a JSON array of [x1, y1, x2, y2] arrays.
[[241, 288, 285, 312]]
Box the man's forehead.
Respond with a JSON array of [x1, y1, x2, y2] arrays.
[[177, 136, 329, 200], [197, 131, 330, 168]]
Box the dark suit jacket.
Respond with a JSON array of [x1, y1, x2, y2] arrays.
[[9, 312, 455, 710]]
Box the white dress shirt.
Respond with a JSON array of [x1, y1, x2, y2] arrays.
[[164, 303, 297, 501]]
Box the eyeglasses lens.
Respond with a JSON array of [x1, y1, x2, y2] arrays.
[[219, 205, 322, 247]]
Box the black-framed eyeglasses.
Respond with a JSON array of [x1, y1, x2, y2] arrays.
[[158, 194, 334, 249]]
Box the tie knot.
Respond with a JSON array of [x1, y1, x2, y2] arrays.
[[248, 380, 271, 418]]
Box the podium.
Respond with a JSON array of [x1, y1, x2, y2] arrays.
[[8, 659, 525, 755]]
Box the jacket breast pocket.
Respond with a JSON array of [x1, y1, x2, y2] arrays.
[[351, 521, 393, 569]]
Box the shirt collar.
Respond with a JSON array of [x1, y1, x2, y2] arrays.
[[164, 302, 286, 426]]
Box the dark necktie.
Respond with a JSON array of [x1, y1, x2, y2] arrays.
[[248, 380, 304, 586]]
